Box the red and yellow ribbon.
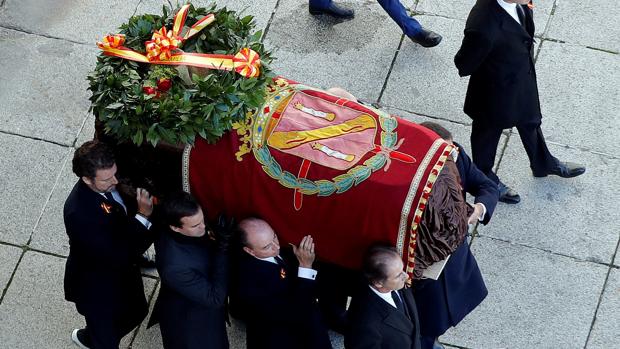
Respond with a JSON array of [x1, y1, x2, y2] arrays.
[[145, 27, 182, 61], [233, 48, 261, 78], [96, 4, 260, 78]]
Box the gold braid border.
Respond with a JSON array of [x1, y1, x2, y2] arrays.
[[182, 143, 193, 193], [397, 139, 454, 279]]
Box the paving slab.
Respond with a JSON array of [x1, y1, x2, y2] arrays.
[[0, 244, 22, 294], [535, 41, 620, 153], [0, 133, 69, 246], [479, 139, 620, 264], [75, 114, 96, 147], [546, 0, 619, 52], [129, 281, 163, 349], [0, 28, 95, 145], [29, 150, 74, 256], [138, 0, 278, 34], [417, 0, 555, 37], [380, 15, 470, 123], [441, 236, 607, 349], [0, 0, 141, 44], [120, 276, 158, 348], [586, 268, 620, 348], [384, 106, 473, 143], [264, 0, 402, 102], [0, 252, 81, 348]]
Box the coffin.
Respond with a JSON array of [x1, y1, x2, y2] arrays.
[[184, 78, 469, 279]]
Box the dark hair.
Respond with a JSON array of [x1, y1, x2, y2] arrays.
[[72, 140, 115, 178], [362, 244, 400, 284], [161, 191, 201, 228], [419, 121, 453, 141]]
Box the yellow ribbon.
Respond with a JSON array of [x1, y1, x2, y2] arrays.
[[145, 27, 182, 61], [95, 5, 261, 78]]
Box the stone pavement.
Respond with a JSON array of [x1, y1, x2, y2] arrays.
[[0, 0, 618, 348]]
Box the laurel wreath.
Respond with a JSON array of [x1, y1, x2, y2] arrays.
[[88, 3, 274, 146]]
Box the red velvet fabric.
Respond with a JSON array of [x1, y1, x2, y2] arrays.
[[187, 81, 452, 274]]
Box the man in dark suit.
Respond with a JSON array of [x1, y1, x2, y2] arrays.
[[455, 0, 585, 204], [345, 245, 421, 349], [415, 122, 499, 349], [231, 218, 332, 349], [308, 0, 442, 47], [63, 140, 154, 349], [151, 192, 231, 348]]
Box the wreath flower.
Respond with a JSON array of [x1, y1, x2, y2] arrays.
[[88, 3, 274, 146]]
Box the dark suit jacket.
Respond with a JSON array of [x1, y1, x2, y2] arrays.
[[454, 143, 498, 224], [63, 180, 152, 325], [152, 229, 229, 349], [231, 249, 332, 349], [455, 0, 541, 128], [412, 144, 499, 336], [345, 286, 421, 349]]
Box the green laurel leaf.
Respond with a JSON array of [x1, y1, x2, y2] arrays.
[[379, 115, 397, 132], [364, 155, 387, 171], [381, 131, 397, 148], [298, 178, 319, 195], [316, 180, 337, 196], [350, 166, 372, 185], [333, 174, 355, 194], [280, 171, 298, 189]]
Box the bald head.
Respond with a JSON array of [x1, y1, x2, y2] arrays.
[[239, 218, 280, 259]]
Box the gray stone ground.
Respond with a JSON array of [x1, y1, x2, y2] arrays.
[[0, 0, 618, 348]]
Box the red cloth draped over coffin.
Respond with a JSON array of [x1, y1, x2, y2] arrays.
[[185, 78, 464, 279]]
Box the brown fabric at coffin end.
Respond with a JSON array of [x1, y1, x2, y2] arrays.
[[413, 159, 471, 279]]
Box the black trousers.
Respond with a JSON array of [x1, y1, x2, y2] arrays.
[[81, 306, 146, 349], [316, 262, 364, 334], [470, 119, 557, 184]]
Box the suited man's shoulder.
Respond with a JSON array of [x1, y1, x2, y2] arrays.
[[348, 286, 386, 320], [63, 180, 108, 227], [465, 0, 501, 28]]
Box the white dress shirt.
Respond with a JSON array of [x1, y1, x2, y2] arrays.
[[497, 0, 522, 25], [100, 190, 151, 229], [369, 286, 398, 308], [258, 256, 318, 280]]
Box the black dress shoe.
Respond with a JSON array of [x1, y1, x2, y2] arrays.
[[309, 3, 355, 19], [408, 28, 442, 48], [533, 161, 586, 178], [498, 182, 520, 204], [433, 339, 446, 349], [71, 328, 91, 348]]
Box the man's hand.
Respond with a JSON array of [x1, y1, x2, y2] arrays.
[[467, 203, 485, 224], [136, 188, 153, 217], [213, 214, 235, 252], [292, 235, 315, 269]]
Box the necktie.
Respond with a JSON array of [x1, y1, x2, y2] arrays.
[[275, 256, 286, 267], [391, 290, 411, 319], [103, 192, 125, 214], [275, 256, 287, 279], [391, 291, 405, 313], [516, 5, 527, 30]]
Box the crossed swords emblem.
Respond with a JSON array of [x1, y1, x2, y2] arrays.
[[266, 102, 416, 210]]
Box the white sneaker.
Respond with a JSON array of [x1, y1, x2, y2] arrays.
[[71, 329, 90, 349]]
